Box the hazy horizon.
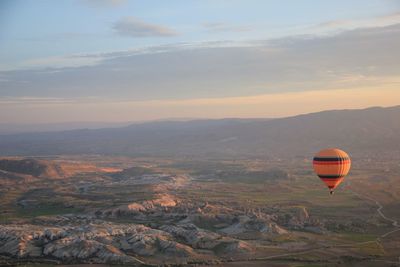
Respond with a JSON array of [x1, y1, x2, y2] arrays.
[[0, 104, 397, 133]]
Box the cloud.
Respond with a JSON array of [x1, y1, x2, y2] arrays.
[[315, 11, 400, 34], [203, 22, 251, 32], [18, 54, 102, 70], [1, 23, 399, 102], [82, 0, 126, 8], [112, 17, 178, 37], [0, 41, 241, 71]]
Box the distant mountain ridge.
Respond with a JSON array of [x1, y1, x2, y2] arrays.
[[1, 106, 399, 158]]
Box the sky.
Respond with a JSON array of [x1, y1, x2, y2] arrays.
[[0, 0, 400, 124]]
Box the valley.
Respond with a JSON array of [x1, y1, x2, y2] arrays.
[[0, 155, 399, 266]]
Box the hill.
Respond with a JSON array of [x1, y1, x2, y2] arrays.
[[0, 158, 106, 180], [0, 158, 66, 179], [0, 106, 399, 158]]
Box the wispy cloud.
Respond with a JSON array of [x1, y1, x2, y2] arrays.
[[5, 11, 400, 71], [112, 17, 178, 38], [315, 11, 400, 34], [1, 23, 399, 103], [0, 41, 243, 71], [82, 0, 126, 8], [203, 22, 251, 32], [18, 54, 103, 70]]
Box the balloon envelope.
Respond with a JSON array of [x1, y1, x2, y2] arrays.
[[313, 148, 351, 194]]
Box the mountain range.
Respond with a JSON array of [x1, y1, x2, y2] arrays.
[[1, 106, 399, 158]]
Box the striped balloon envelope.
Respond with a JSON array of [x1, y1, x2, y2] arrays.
[[313, 148, 351, 194]]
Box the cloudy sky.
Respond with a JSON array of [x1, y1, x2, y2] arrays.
[[1, 0, 400, 123]]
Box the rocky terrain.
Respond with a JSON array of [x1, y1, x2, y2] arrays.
[[0, 213, 260, 265], [0, 160, 323, 265], [1, 156, 397, 265], [0, 199, 323, 266], [0, 195, 362, 266]]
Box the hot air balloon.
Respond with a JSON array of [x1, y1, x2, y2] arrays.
[[312, 148, 351, 195]]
